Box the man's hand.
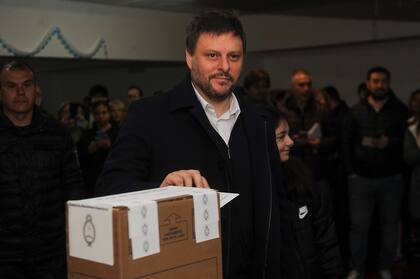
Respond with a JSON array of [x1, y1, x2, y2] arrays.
[[160, 170, 210, 188]]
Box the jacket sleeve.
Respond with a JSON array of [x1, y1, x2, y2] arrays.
[[61, 129, 85, 200], [95, 101, 158, 196], [312, 183, 344, 278], [404, 129, 420, 167]]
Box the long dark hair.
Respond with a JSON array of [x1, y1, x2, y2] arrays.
[[408, 89, 420, 135], [267, 107, 315, 200]]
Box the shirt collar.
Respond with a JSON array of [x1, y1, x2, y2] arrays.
[[192, 82, 240, 119]]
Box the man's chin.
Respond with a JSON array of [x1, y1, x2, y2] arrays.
[[371, 92, 388, 101], [202, 89, 231, 102], [210, 92, 232, 102]]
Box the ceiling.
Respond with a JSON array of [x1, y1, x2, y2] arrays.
[[67, 0, 420, 21]]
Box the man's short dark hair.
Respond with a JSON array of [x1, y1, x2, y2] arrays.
[[128, 85, 143, 97], [185, 10, 246, 54], [243, 69, 271, 90], [89, 84, 109, 98], [92, 100, 111, 112], [0, 60, 36, 84], [366, 66, 391, 81]]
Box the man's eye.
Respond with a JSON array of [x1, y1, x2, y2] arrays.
[[230, 54, 240, 61], [207, 53, 217, 58]]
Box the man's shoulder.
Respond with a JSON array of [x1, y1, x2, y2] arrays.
[[33, 111, 73, 143], [127, 93, 171, 118], [133, 93, 169, 108], [39, 111, 66, 131], [234, 91, 268, 121], [388, 94, 409, 113]]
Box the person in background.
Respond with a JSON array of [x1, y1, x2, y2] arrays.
[[271, 108, 343, 279], [87, 84, 109, 128], [243, 68, 271, 105], [0, 60, 84, 278], [282, 69, 337, 185], [127, 85, 143, 104], [58, 102, 88, 144], [110, 99, 126, 126], [357, 82, 368, 100], [35, 84, 42, 107], [323, 85, 351, 262], [313, 88, 330, 112], [78, 101, 118, 197], [89, 84, 109, 104], [404, 89, 420, 255], [343, 66, 409, 279]]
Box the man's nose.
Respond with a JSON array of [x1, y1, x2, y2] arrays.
[[16, 85, 26, 95], [218, 56, 230, 72]]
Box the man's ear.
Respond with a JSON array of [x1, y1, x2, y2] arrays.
[[185, 49, 193, 70]]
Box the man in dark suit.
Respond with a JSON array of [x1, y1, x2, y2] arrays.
[[96, 11, 283, 279]]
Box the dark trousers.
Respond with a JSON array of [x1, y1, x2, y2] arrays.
[[0, 253, 67, 279], [348, 174, 403, 272]]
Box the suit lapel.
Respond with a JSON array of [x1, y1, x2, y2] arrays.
[[169, 75, 229, 160], [235, 93, 272, 266]]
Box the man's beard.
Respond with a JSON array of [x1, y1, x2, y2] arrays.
[[191, 69, 235, 103], [370, 89, 389, 101]]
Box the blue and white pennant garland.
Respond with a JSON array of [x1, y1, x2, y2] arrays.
[[0, 27, 108, 58]]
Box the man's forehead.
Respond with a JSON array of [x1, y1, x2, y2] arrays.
[[128, 88, 140, 95], [1, 69, 34, 81], [197, 32, 243, 46], [293, 73, 311, 82], [368, 72, 388, 80]]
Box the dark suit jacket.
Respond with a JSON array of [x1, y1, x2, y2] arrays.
[[96, 76, 283, 279]]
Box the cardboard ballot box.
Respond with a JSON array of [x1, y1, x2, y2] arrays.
[[67, 187, 224, 279]]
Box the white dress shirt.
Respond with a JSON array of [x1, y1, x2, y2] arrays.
[[192, 83, 241, 146]]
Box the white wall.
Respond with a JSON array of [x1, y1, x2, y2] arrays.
[[244, 37, 420, 106], [2, 1, 420, 61], [0, 0, 191, 61]]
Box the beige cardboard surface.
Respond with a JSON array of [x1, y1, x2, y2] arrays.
[[67, 195, 222, 279]]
